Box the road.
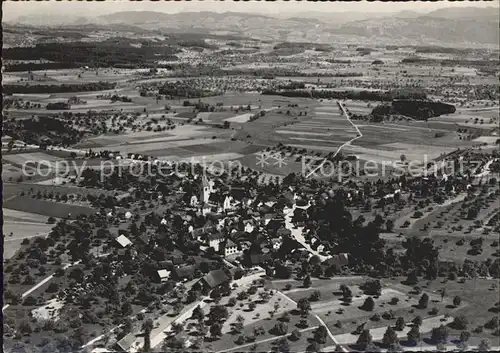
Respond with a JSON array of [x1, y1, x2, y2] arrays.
[[283, 204, 329, 262], [306, 101, 363, 179]]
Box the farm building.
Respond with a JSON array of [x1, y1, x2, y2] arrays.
[[195, 269, 232, 294]]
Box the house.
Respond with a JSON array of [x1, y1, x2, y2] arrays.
[[223, 239, 241, 257], [323, 253, 349, 271], [196, 269, 231, 294], [249, 253, 272, 266], [271, 237, 282, 250], [230, 186, 249, 201], [207, 233, 224, 251], [115, 234, 132, 248], [223, 195, 234, 211], [244, 220, 255, 233], [171, 265, 196, 281], [157, 269, 171, 283], [240, 240, 252, 251], [276, 226, 291, 238]]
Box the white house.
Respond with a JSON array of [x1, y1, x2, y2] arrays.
[[207, 233, 224, 251], [157, 269, 171, 282], [224, 239, 241, 257], [271, 237, 282, 250], [223, 195, 234, 211], [116, 234, 132, 248]]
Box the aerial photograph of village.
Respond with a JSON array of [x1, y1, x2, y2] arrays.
[[1, 1, 499, 352]]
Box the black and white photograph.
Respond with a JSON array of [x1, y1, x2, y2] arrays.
[[2, 0, 500, 352]]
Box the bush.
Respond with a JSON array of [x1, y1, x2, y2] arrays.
[[450, 316, 468, 330]]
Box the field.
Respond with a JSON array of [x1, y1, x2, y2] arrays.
[[3, 196, 95, 219]]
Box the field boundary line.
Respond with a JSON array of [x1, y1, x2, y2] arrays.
[[306, 101, 363, 178]]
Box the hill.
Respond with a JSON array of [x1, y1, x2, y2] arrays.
[[10, 7, 500, 47]]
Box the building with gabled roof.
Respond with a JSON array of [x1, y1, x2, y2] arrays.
[[115, 234, 132, 248]]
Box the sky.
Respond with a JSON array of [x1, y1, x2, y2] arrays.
[[3, 0, 499, 21]]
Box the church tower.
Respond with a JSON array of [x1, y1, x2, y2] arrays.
[[200, 175, 212, 204]]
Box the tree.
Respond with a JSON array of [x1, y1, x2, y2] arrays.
[[310, 290, 321, 301], [142, 319, 154, 352], [273, 322, 288, 336], [303, 275, 312, 288], [208, 305, 228, 323], [459, 331, 470, 343], [413, 316, 422, 327], [299, 318, 309, 328], [453, 296, 461, 307], [19, 321, 32, 336], [210, 323, 222, 338], [431, 325, 449, 344], [290, 329, 302, 341], [171, 322, 183, 334], [478, 339, 491, 351], [361, 297, 375, 311], [357, 329, 373, 350], [450, 315, 468, 330], [407, 325, 421, 345], [418, 293, 429, 309], [313, 325, 328, 344], [297, 298, 311, 316], [191, 305, 205, 322], [395, 317, 405, 331], [121, 302, 133, 316], [277, 337, 290, 353], [382, 326, 398, 347]]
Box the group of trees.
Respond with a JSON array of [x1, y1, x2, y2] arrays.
[[3, 41, 179, 68], [3, 81, 117, 94], [262, 88, 427, 102]]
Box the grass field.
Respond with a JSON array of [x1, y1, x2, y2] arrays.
[[3, 196, 95, 219]]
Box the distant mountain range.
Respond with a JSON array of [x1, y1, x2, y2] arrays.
[[10, 7, 500, 47]]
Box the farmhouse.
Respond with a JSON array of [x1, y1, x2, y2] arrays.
[[195, 269, 232, 294]]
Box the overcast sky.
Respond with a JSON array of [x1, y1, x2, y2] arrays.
[[4, 0, 499, 21]]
